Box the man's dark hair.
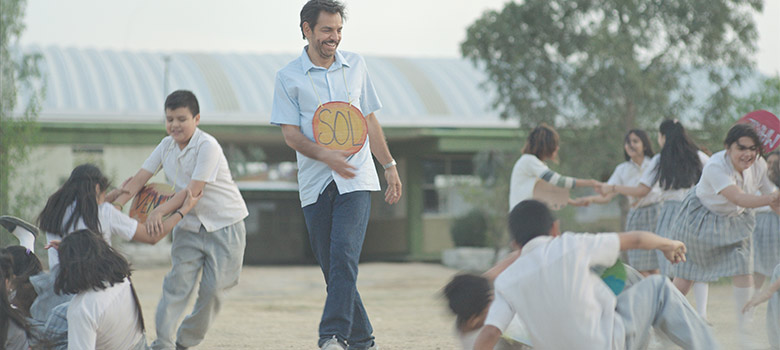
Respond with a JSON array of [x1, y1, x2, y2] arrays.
[[54, 229, 145, 331], [300, 0, 346, 40], [509, 200, 555, 246], [443, 274, 492, 331], [165, 90, 200, 117]]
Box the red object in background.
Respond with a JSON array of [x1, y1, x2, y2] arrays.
[[737, 110, 780, 153]]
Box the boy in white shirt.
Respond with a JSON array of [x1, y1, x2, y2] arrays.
[[120, 90, 249, 350], [474, 200, 717, 350]]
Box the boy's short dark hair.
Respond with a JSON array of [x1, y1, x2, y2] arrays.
[[443, 274, 492, 330], [300, 0, 347, 40], [509, 200, 555, 246], [165, 90, 200, 116]]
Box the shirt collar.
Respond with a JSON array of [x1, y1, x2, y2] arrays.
[[178, 128, 202, 156], [299, 45, 350, 73], [631, 156, 646, 169], [520, 235, 554, 256]]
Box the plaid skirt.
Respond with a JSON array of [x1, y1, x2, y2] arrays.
[[625, 203, 661, 271], [753, 211, 780, 277], [669, 189, 755, 281], [654, 200, 682, 277]]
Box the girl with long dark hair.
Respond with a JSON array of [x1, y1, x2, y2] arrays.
[[586, 129, 662, 276], [55, 229, 147, 349], [38, 164, 201, 268], [600, 120, 711, 317]]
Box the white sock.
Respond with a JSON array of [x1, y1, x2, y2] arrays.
[[733, 286, 755, 333], [693, 282, 709, 319]]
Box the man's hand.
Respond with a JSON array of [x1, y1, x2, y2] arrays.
[[661, 240, 687, 264], [321, 149, 357, 179], [384, 167, 402, 204]]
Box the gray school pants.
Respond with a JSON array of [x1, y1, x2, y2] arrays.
[[151, 221, 246, 350], [617, 275, 719, 350]]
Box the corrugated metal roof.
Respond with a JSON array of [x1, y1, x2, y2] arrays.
[[24, 46, 513, 128]]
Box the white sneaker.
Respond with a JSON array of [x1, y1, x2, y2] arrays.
[[321, 336, 346, 350]]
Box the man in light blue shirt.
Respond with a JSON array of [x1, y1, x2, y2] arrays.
[[270, 1, 402, 349]]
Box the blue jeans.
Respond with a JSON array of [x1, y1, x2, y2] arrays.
[[303, 181, 374, 350]]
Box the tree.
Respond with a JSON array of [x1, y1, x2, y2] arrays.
[[0, 0, 45, 216], [462, 0, 763, 180]]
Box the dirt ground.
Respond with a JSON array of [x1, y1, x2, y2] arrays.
[[131, 262, 772, 349]]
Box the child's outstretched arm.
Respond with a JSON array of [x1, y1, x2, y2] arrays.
[[720, 186, 779, 209], [145, 180, 206, 236], [112, 169, 155, 207], [743, 278, 780, 313], [483, 250, 521, 281], [619, 231, 686, 264], [132, 189, 202, 244]]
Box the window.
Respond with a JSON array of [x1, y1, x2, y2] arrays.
[[421, 156, 478, 215]]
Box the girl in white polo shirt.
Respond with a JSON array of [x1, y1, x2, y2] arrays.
[[600, 120, 711, 317], [509, 123, 600, 210], [55, 229, 147, 350], [668, 123, 780, 347], [38, 164, 201, 269], [586, 129, 662, 276]]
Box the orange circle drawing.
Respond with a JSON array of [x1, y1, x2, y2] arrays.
[[312, 101, 368, 155]]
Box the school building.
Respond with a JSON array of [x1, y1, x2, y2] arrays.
[[13, 46, 523, 263]]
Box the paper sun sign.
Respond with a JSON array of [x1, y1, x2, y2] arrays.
[[737, 110, 780, 153], [129, 183, 176, 223], [312, 101, 368, 155]]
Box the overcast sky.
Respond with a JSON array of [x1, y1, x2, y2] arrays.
[[19, 0, 780, 75]]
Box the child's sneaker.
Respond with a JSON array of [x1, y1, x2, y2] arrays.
[[321, 336, 346, 350]]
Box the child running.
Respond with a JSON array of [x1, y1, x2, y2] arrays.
[[668, 123, 780, 348], [118, 90, 248, 350], [473, 199, 716, 350]]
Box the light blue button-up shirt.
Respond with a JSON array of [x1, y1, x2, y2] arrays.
[[271, 47, 382, 207]]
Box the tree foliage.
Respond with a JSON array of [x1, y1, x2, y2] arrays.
[[462, 0, 763, 180], [0, 0, 45, 215]]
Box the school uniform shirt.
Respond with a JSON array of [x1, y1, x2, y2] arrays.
[[606, 157, 661, 207], [639, 151, 710, 201], [67, 278, 144, 350], [142, 128, 249, 232], [484, 233, 623, 350], [509, 154, 576, 210], [696, 150, 774, 216], [270, 47, 382, 207], [45, 202, 138, 269]]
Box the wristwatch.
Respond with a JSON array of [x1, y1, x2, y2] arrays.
[[383, 159, 397, 169]]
